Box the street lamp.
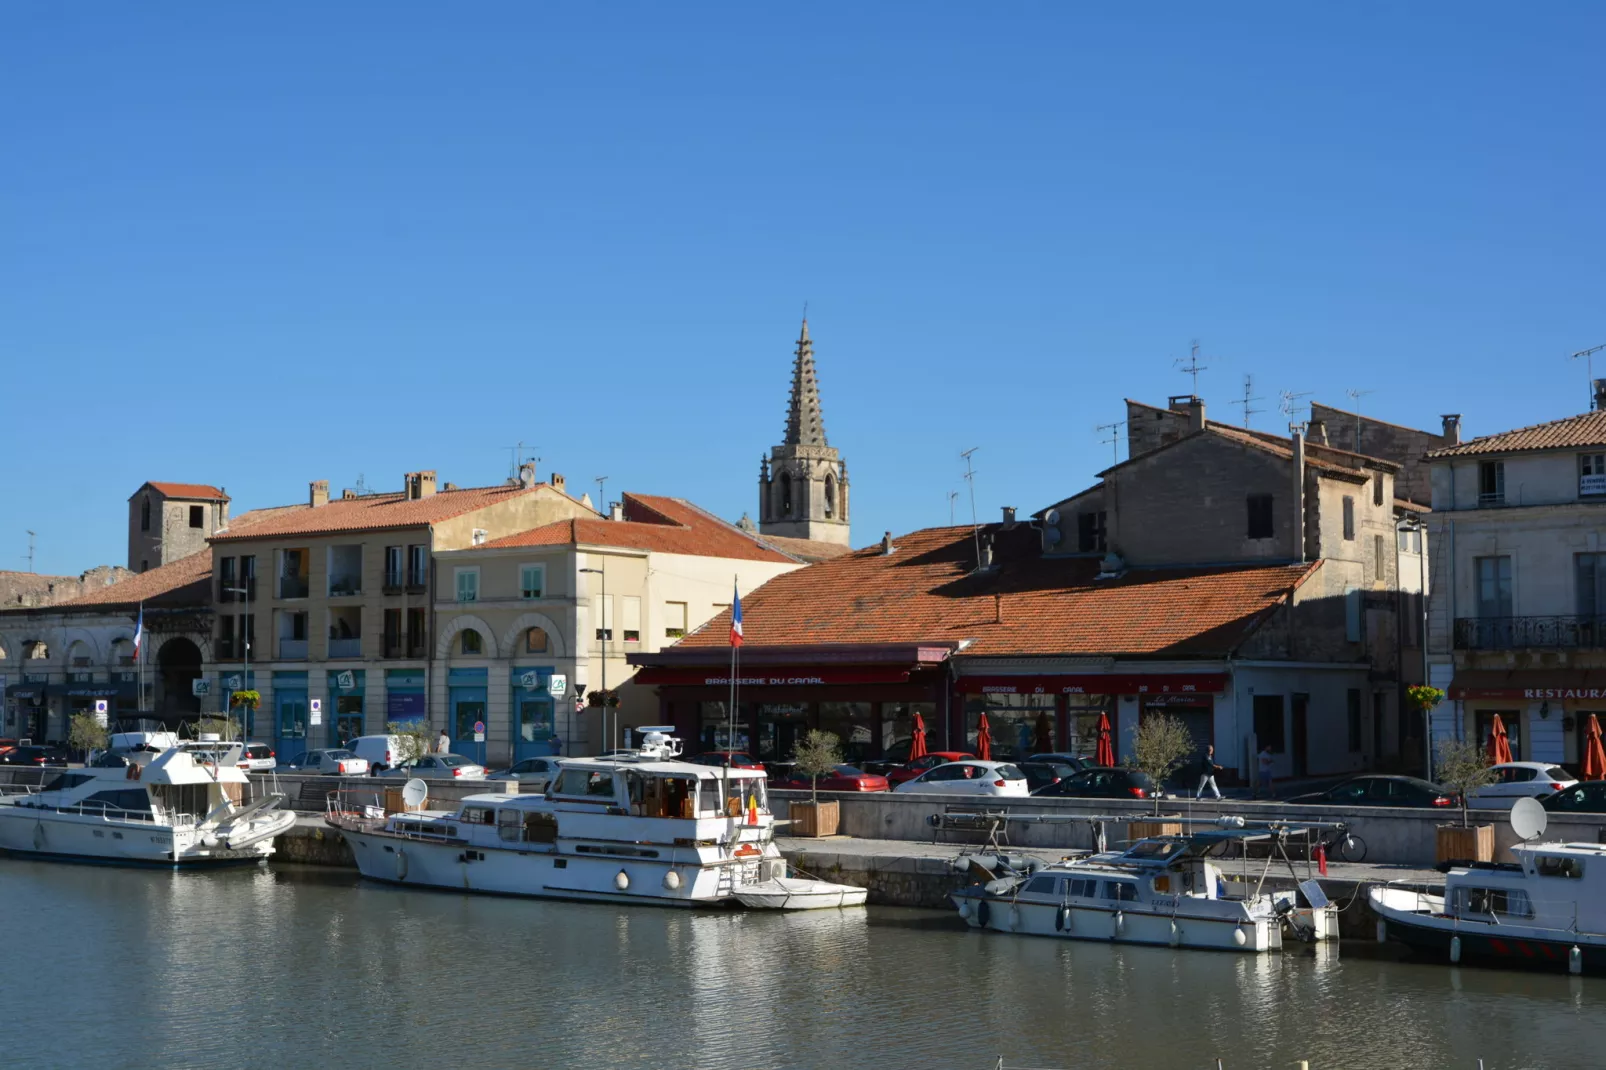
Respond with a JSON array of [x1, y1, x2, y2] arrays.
[[578, 566, 608, 754], [223, 585, 251, 744], [1399, 516, 1431, 779]]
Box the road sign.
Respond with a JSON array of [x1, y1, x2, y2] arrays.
[[309, 697, 323, 726], [473, 720, 486, 735], [474, 731, 486, 742], [548, 673, 567, 697]]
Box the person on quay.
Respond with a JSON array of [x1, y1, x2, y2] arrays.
[[1256, 744, 1275, 798], [437, 729, 450, 754], [1195, 743, 1222, 800]]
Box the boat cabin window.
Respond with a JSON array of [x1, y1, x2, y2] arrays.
[[1023, 876, 1058, 895], [1067, 878, 1098, 898], [624, 774, 698, 819], [460, 806, 496, 825], [1103, 881, 1139, 902], [1454, 887, 1533, 919], [554, 769, 618, 800], [1535, 855, 1584, 880], [80, 789, 151, 814], [1124, 839, 1186, 862], [41, 772, 95, 793]]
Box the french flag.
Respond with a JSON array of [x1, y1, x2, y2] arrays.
[[730, 584, 743, 647], [132, 604, 145, 659]]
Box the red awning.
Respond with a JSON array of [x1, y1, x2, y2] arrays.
[[955, 673, 1228, 696], [631, 666, 914, 687], [1449, 669, 1606, 701]]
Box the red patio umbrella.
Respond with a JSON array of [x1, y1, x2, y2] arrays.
[[908, 712, 929, 762], [1583, 714, 1606, 781], [1487, 713, 1514, 766], [1094, 712, 1115, 767], [976, 713, 993, 761], [1033, 711, 1054, 754]]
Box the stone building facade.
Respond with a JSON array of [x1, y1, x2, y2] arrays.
[[128, 482, 231, 572]]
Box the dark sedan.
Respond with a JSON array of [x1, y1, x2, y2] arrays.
[[1020, 760, 1080, 794], [0, 744, 70, 767], [1286, 775, 1457, 808], [1542, 781, 1606, 812], [1026, 753, 1092, 773], [770, 764, 890, 793], [1034, 766, 1155, 800]]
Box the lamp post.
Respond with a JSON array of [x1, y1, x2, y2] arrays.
[[1400, 516, 1431, 780], [223, 585, 251, 743], [579, 566, 607, 755]]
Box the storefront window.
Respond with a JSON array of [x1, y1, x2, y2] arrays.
[[965, 694, 1055, 761], [753, 703, 807, 761], [700, 701, 752, 754], [1475, 709, 1521, 763], [879, 701, 936, 764], [818, 701, 873, 764], [1065, 695, 1114, 760]]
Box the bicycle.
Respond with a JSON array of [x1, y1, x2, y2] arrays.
[[1316, 822, 1367, 864]]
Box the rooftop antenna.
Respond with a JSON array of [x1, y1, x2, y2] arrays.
[[594, 475, 609, 514], [1345, 388, 1374, 451], [353, 473, 369, 496], [960, 447, 982, 569], [1279, 390, 1312, 432], [1232, 374, 1264, 428], [25, 530, 35, 573], [1175, 339, 1209, 396], [1572, 343, 1606, 410], [504, 440, 540, 480], [1095, 421, 1126, 465], [948, 490, 959, 526]]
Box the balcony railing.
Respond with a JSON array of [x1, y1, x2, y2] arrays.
[[279, 639, 309, 660], [383, 634, 429, 659], [1454, 616, 1606, 650], [278, 577, 309, 599], [383, 570, 404, 594], [328, 637, 361, 659], [408, 569, 428, 593], [328, 575, 362, 597]]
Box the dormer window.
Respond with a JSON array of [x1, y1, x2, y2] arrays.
[[1478, 461, 1505, 507], [1581, 454, 1606, 498]]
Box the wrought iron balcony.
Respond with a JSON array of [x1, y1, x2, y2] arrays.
[[1454, 616, 1606, 650]]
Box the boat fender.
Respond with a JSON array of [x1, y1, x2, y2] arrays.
[[663, 870, 682, 891], [396, 849, 408, 882], [957, 900, 972, 920], [1234, 925, 1247, 947], [1169, 920, 1180, 947], [1571, 946, 1583, 976], [1008, 904, 1020, 931], [977, 899, 990, 927], [1450, 935, 1461, 964], [1376, 921, 1387, 944], [1055, 906, 1071, 932], [1113, 911, 1124, 939], [615, 869, 630, 891], [32, 823, 44, 851]]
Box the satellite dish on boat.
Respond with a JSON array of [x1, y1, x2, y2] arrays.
[[1510, 797, 1547, 842], [401, 778, 428, 811]]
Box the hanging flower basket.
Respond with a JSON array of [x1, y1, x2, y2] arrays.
[[587, 689, 621, 709], [230, 689, 261, 711], [1407, 685, 1445, 713]]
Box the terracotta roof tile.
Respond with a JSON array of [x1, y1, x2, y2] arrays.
[[55, 550, 215, 609], [479, 494, 794, 563], [210, 484, 542, 542], [750, 534, 855, 563], [676, 525, 1314, 657], [1426, 409, 1606, 458], [141, 482, 229, 500]]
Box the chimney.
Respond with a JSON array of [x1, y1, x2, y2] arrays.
[[609, 501, 624, 522], [977, 535, 994, 570], [994, 593, 1003, 625], [1441, 414, 1462, 445], [518, 462, 537, 489], [1291, 428, 1306, 563], [309, 480, 329, 508], [1001, 506, 1017, 528], [1307, 418, 1328, 446], [404, 471, 438, 500], [551, 473, 566, 493], [341, 488, 357, 500], [1188, 397, 1206, 431], [1594, 380, 1606, 412], [881, 531, 895, 555]]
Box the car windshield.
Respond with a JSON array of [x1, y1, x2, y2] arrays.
[[994, 764, 1026, 780], [325, 750, 356, 760], [439, 755, 471, 767], [833, 765, 864, 775], [1545, 767, 1571, 781]]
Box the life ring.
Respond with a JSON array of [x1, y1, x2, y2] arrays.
[[977, 899, 990, 927]]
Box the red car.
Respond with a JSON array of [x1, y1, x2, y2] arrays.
[[887, 751, 976, 786], [772, 764, 890, 792], [687, 751, 766, 771]]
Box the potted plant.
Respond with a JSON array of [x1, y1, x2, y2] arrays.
[[1127, 713, 1193, 838], [68, 712, 109, 764], [586, 689, 621, 709], [789, 730, 843, 838], [1433, 737, 1498, 863]]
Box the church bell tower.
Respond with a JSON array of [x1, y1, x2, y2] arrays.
[[758, 319, 851, 546]]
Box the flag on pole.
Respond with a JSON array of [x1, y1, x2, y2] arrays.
[[132, 603, 145, 658], [730, 584, 743, 647]]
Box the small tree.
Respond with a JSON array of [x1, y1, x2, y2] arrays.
[[1128, 714, 1194, 813], [191, 715, 242, 742], [387, 720, 434, 769], [792, 730, 843, 805], [1435, 737, 1499, 828], [68, 713, 109, 760]]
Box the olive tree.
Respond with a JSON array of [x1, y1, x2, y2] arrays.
[[792, 730, 843, 805], [1128, 713, 1193, 813], [387, 720, 434, 769], [68, 713, 109, 760], [1435, 737, 1499, 828]]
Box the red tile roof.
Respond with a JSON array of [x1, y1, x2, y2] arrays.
[[750, 534, 855, 563], [210, 484, 545, 542], [1426, 409, 1606, 458], [56, 550, 215, 609], [139, 482, 229, 500], [479, 494, 795, 562], [675, 525, 1315, 657]]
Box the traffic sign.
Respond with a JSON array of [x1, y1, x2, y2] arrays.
[[309, 697, 323, 726], [472, 720, 486, 735]]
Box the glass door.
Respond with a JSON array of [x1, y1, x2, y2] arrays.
[[276, 694, 308, 763], [514, 695, 555, 762]]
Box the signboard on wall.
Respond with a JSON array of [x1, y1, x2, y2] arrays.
[[387, 693, 426, 718], [336, 671, 356, 691], [309, 698, 323, 726], [548, 674, 567, 697], [192, 679, 211, 697]]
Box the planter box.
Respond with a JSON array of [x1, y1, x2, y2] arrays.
[[1128, 820, 1183, 841], [1437, 822, 1494, 863], [384, 789, 422, 815], [790, 800, 840, 838]]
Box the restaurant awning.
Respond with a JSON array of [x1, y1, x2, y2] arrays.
[[954, 673, 1229, 696], [1448, 669, 1606, 701], [631, 666, 914, 687]]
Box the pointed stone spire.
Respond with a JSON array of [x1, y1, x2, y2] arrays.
[[783, 319, 828, 447]]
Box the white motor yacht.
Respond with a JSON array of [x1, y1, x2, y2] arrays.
[[0, 744, 295, 867], [328, 727, 867, 909]]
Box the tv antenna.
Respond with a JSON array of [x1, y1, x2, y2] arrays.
[[353, 473, 369, 496], [1175, 340, 1209, 395], [1279, 390, 1312, 431], [1232, 375, 1264, 428], [24, 530, 35, 573], [1572, 343, 1606, 410], [960, 447, 982, 569], [1345, 389, 1374, 451], [594, 475, 609, 513], [1095, 421, 1126, 465], [948, 491, 959, 526], [504, 440, 540, 479]]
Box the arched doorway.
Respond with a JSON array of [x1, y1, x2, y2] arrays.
[[157, 637, 203, 716]]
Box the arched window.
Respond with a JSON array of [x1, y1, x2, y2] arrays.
[[141, 497, 151, 532], [110, 638, 134, 666], [460, 629, 483, 655], [824, 474, 836, 518], [526, 627, 549, 654], [66, 640, 92, 668], [24, 640, 49, 660], [779, 472, 793, 516]]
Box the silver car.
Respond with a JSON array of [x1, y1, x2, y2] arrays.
[[489, 756, 563, 789], [283, 749, 370, 776], [378, 753, 487, 780]]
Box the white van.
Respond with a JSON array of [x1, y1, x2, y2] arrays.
[[348, 734, 423, 774]]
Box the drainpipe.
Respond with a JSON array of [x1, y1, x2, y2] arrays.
[[1291, 428, 1306, 563]]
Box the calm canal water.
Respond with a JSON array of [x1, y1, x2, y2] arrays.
[[1, 860, 1600, 1070]]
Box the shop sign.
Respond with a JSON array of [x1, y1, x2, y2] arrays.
[[1452, 686, 1606, 700], [633, 667, 913, 687], [335, 671, 356, 691], [956, 673, 1228, 696], [548, 673, 567, 697]]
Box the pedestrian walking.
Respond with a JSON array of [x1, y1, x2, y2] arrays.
[[436, 729, 450, 754], [1195, 743, 1222, 799], [1257, 744, 1275, 798]]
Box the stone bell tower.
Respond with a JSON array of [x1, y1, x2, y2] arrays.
[[758, 319, 851, 546]]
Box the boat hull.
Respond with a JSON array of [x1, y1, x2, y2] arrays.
[[733, 878, 869, 910], [951, 892, 1278, 952], [1371, 889, 1606, 975], [0, 807, 276, 867]]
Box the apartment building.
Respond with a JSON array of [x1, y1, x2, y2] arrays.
[[433, 493, 801, 766], [204, 466, 595, 760], [1426, 392, 1606, 766]]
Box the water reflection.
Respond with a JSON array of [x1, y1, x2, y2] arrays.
[[0, 861, 1599, 1070]]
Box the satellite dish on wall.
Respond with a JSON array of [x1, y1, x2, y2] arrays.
[[401, 778, 429, 811], [1044, 509, 1061, 526], [1043, 526, 1061, 546], [1510, 796, 1547, 842]]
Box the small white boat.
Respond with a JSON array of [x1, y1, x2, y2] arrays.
[[329, 727, 866, 910], [0, 743, 294, 867]]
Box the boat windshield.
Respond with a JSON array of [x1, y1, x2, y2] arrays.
[[1121, 839, 1187, 863], [698, 775, 766, 817]]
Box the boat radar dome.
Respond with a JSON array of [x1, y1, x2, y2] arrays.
[[634, 726, 682, 759]]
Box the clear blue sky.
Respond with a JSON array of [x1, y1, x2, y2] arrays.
[[5, 4, 1605, 575]]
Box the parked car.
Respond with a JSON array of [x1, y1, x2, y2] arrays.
[[893, 760, 1029, 797], [886, 751, 976, 786], [1020, 760, 1080, 794], [489, 756, 563, 788], [1542, 781, 1606, 812], [770, 764, 890, 793], [280, 749, 370, 776], [1285, 775, 1457, 808], [1033, 766, 1154, 800], [1467, 762, 1578, 809], [1026, 753, 1092, 773], [379, 754, 487, 780], [238, 743, 276, 773], [686, 751, 766, 771], [0, 744, 70, 767], [348, 734, 413, 774]]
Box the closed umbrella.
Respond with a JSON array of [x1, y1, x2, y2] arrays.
[[1487, 713, 1514, 766], [1094, 712, 1115, 767], [1583, 714, 1606, 781], [1034, 711, 1054, 755], [976, 713, 993, 761], [908, 713, 929, 762]]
